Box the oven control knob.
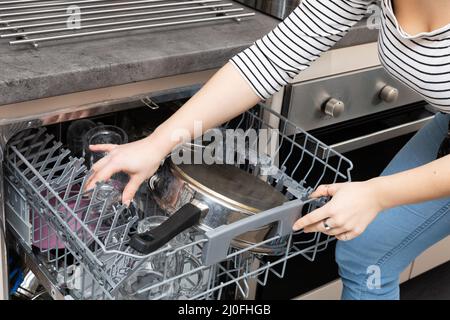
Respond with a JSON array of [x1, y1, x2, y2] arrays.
[[323, 98, 345, 118], [379, 85, 399, 103]]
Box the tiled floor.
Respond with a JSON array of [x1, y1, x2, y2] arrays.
[[401, 261, 450, 300]]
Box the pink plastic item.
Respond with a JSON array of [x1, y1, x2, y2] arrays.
[[32, 188, 90, 250]]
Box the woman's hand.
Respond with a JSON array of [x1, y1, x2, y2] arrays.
[[84, 137, 165, 206], [292, 181, 385, 241], [82, 62, 262, 206]]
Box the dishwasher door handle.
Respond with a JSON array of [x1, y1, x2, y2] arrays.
[[328, 115, 435, 155], [202, 199, 306, 266]]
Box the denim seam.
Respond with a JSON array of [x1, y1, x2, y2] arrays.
[[358, 202, 450, 299]]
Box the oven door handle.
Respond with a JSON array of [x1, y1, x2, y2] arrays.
[[328, 115, 435, 154]]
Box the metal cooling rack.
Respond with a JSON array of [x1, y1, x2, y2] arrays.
[[0, 0, 255, 47]]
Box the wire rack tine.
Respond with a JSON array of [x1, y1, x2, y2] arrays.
[[1, 8, 245, 38], [0, 3, 232, 31], [0, 0, 255, 47], [0, 0, 223, 24]]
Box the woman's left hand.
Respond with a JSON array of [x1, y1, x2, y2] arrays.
[[292, 180, 385, 241]]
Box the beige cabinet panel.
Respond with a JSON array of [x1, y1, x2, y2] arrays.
[[410, 236, 450, 278], [295, 279, 343, 300], [294, 264, 411, 300]]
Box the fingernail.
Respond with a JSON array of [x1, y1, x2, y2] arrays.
[[292, 225, 299, 232], [123, 200, 131, 208]]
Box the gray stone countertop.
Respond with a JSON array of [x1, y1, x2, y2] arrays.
[[0, 7, 378, 106]]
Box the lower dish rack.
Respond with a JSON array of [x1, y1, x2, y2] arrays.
[[3, 105, 353, 300]]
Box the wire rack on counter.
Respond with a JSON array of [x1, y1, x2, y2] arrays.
[[0, 0, 255, 47], [4, 104, 353, 300]]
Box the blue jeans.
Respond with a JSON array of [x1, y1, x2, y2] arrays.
[[336, 112, 450, 300]]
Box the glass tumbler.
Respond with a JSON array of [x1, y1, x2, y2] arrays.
[[83, 125, 128, 169], [89, 180, 132, 244], [120, 215, 200, 300], [66, 119, 96, 158]]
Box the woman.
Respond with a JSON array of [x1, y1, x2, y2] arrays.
[[86, 0, 450, 300]]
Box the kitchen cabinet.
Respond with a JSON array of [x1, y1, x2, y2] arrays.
[[410, 236, 450, 279], [294, 279, 343, 300], [296, 235, 450, 300], [295, 265, 412, 300]]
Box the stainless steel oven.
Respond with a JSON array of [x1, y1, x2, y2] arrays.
[[256, 66, 433, 299]]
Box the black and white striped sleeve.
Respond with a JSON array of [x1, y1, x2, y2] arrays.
[[230, 0, 373, 100]]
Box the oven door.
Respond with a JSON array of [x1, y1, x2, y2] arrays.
[[256, 102, 435, 300], [312, 102, 435, 181]]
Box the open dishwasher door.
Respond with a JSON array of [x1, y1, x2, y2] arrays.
[[0, 87, 352, 300]]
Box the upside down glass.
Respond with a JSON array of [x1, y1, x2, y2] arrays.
[[83, 124, 129, 186], [83, 125, 128, 169], [119, 216, 204, 299], [66, 119, 97, 158]]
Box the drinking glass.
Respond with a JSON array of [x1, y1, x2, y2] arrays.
[[66, 119, 96, 158], [83, 125, 128, 169], [89, 180, 132, 244], [83, 125, 129, 185], [119, 215, 207, 300]]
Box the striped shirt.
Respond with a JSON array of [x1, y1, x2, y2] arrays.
[[230, 0, 450, 112]]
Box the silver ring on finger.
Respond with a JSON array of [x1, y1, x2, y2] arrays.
[[323, 219, 332, 231]]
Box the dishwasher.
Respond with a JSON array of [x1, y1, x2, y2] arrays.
[[0, 84, 352, 300]]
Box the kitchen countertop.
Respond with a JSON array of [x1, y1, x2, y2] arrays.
[[0, 8, 378, 106]]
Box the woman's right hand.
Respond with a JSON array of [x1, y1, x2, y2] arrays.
[[85, 137, 166, 206], [84, 62, 261, 205]]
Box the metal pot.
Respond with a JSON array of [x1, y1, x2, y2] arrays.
[[129, 161, 288, 255]]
